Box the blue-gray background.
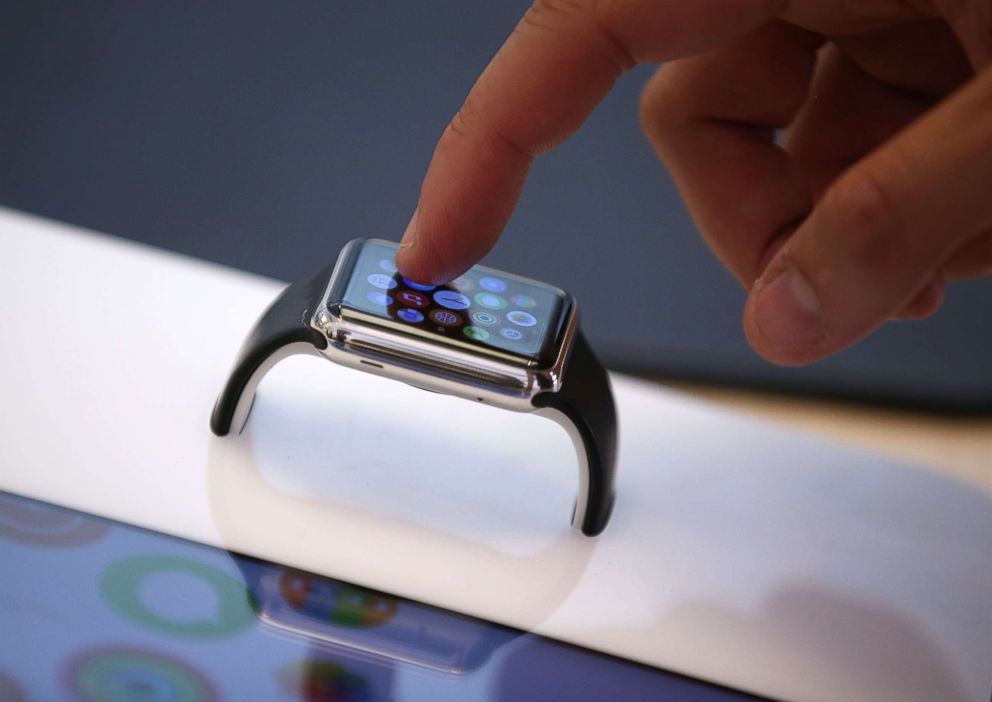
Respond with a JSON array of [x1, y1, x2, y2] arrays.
[[2, 1, 989, 409]]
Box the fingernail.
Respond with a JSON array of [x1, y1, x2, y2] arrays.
[[398, 206, 419, 251], [753, 264, 825, 351]]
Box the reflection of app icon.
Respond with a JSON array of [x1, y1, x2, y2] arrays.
[[64, 645, 217, 702], [396, 308, 424, 323], [506, 310, 537, 327], [0, 670, 25, 702], [240, 558, 508, 677], [366, 291, 392, 307], [499, 328, 524, 341], [479, 277, 507, 292], [279, 572, 398, 628], [510, 293, 536, 308], [367, 274, 397, 290], [402, 277, 436, 292], [100, 555, 255, 639], [474, 292, 507, 310], [463, 326, 490, 341], [278, 659, 378, 702], [433, 290, 471, 310], [430, 309, 461, 327], [470, 311, 498, 326], [451, 275, 475, 291], [396, 290, 429, 308], [378, 258, 398, 274], [0, 493, 110, 548]]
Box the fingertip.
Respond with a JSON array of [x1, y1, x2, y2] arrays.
[[394, 244, 434, 285], [395, 230, 476, 287], [394, 205, 464, 285], [395, 241, 461, 286], [743, 259, 828, 366], [892, 274, 946, 320], [394, 206, 439, 284], [395, 219, 430, 284]]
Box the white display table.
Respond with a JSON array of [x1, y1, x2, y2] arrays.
[[2, 207, 989, 702]]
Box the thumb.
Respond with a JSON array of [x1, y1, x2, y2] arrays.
[[744, 66, 992, 365]]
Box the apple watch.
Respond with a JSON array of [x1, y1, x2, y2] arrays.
[[210, 238, 617, 536]]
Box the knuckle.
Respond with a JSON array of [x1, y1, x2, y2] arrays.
[[823, 166, 907, 273], [829, 168, 894, 234], [522, 0, 635, 73], [448, 104, 471, 139], [437, 111, 470, 159], [521, 0, 587, 33], [443, 96, 531, 161]]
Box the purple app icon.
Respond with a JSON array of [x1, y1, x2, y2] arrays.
[[397, 308, 425, 323]]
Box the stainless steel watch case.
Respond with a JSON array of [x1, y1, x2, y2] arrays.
[[309, 238, 580, 414]]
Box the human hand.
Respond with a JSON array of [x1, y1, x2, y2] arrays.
[[395, 1, 992, 365]]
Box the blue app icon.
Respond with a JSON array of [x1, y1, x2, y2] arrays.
[[397, 308, 425, 323], [451, 275, 475, 291], [403, 278, 436, 292], [499, 327, 524, 341], [367, 273, 398, 290], [474, 292, 507, 310], [479, 277, 507, 292], [433, 290, 471, 310], [378, 258, 398, 274], [510, 293, 536, 308], [366, 291, 392, 306], [506, 310, 537, 327]]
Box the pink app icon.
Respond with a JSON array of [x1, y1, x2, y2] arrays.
[[397, 290, 430, 308]]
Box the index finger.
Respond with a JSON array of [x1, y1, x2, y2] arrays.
[[395, 0, 783, 283]]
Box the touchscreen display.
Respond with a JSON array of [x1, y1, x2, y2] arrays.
[[340, 240, 567, 362], [0, 491, 762, 701]]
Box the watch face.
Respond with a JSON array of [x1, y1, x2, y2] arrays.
[[338, 240, 570, 363]]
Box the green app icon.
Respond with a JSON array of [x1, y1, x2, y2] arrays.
[[462, 326, 490, 341], [67, 646, 217, 702], [100, 555, 255, 639], [470, 311, 498, 326]]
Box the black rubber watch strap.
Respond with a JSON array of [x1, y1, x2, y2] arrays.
[[532, 331, 617, 536], [212, 262, 618, 536], [210, 266, 332, 436]]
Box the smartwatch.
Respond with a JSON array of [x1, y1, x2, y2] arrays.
[[210, 239, 617, 536]]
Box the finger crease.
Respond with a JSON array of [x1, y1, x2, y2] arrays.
[[698, 117, 779, 144], [491, 126, 534, 164], [589, 4, 637, 73]]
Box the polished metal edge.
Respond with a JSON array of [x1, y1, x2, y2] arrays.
[[310, 244, 578, 413]]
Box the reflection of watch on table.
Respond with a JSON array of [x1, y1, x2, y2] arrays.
[[211, 239, 617, 536], [239, 559, 511, 674]]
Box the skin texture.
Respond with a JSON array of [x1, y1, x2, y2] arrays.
[[395, 0, 992, 366]]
